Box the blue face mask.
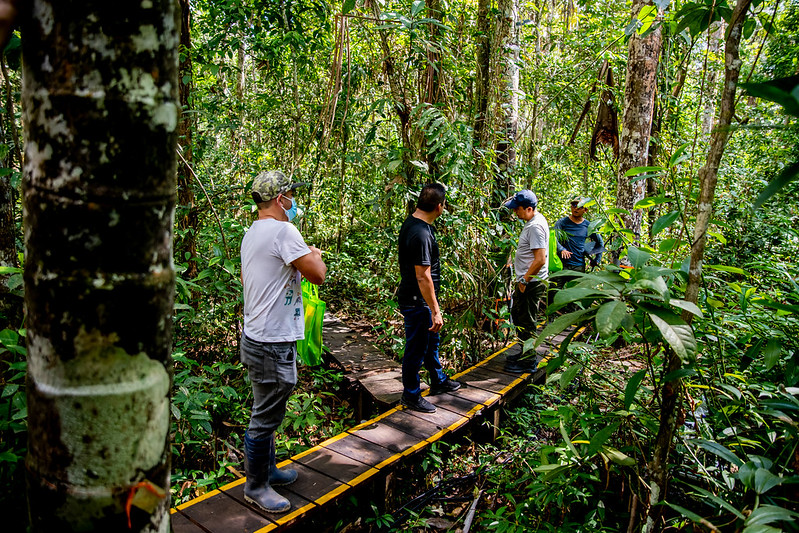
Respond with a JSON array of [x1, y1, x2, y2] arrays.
[[281, 196, 298, 222]]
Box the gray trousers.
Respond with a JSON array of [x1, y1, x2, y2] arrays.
[[240, 335, 297, 440]]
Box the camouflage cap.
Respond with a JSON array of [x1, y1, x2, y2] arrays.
[[251, 170, 306, 203]]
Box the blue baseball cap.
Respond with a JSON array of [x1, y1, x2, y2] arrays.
[[504, 190, 538, 209]]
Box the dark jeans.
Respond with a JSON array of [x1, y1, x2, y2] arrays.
[[240, 335, 298, 440], [400, 306, 447, 398], [511, 280, 546, 342]]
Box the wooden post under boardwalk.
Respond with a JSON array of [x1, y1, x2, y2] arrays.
[[21, 1, 179, 531]]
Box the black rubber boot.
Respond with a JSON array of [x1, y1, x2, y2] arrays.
[[503, 352, 537, 374], [244, 431, 291, 513], [268, 434, 298, 487]]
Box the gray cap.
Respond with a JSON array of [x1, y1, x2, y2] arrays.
[[251, 170, 306, 203]]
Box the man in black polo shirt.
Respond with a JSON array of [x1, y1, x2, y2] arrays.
[[397, 183, 461, 413]]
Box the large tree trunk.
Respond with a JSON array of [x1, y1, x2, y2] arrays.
[[21, 1, 178, 531], [684, 0, 752, 312], [494, 0, 520, 199], [177, 0, 198, 280], [614, 0, 663, 261]]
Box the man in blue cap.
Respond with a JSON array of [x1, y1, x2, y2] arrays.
[[503, 189, 549, 373]]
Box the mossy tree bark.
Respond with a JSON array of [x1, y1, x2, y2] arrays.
[[494, 0, 520, 200], [21, 1, 179, 531], [614, 0, 663, 261]]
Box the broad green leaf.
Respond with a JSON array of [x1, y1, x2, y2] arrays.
[[754, 161, 799, 208], [596, 300, 627, 338], [742, 525, 782, 533], [635, 195, 673, 209], [744, 505, 799, 527], [668, 299, 704, 317], [630, 277, 670, 299], [625, 165, 664, 177], [0, 329, 19, 348], [668, 142, 691, 167], [689, 438, 743, 467], [534, 307, 596, 349], [600, 446, 636, 466], [0, 266, 22, 274], [553, 287, 610, 308], [665, 502, 709, 527], [705, 264, 747, 275], [658, 238, 681, 253], [648, 312, 697, 362], [685, 483, 746, 519], [707, 230, 727, 244], [586, 421, 620, 456], [652, 210, 680, 236], [559, 364, 581, 389], [411, 0, 425, 17], [763, 338, 781, 370], [753, 469, 784, 495], [626, 246, 650, 268], [624, 369, 647, 410]]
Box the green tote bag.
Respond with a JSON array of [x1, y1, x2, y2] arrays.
[[296, 279, 326, 366]]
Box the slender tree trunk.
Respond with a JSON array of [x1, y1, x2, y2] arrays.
[[614, 0, 663, 261], [645, 10, 751, 530], [424, 0, 444, 180], [702, 22, 725, 136], [684, 0, 752, 312], [177, 0, 198, 280], [643, 350, 683, 532], [22, 1, 178, 531], [494, 0, 520, 199], [369, 0, 415, 199], [0, 55, 21, 328], [0, 142, 18, 329], [473, 0, 491, 153]]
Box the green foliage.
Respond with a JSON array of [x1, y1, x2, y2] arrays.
[[0, 328, 27, 528]]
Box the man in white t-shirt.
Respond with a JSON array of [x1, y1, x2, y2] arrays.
[[503, 189, 549, 374], [240, 170, 326, 513]]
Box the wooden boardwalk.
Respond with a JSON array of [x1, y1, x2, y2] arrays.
[[171, 329, 569, 533]]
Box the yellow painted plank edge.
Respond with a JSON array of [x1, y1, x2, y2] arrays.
[[175, 488, 221, 510]]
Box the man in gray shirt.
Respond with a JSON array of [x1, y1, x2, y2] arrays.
[[503, 190, 549, 373]]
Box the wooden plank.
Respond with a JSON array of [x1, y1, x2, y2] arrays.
[[348, 420, 422, 455], [220, 478, 314, 531], [293, 446, 379, 488], [458, 367, 523, 393], [424, 391, 483, 418], [399, 404, 469, 436], [442, 382, 502, 408], [380, 409, 447, 441], [177, 488, 276, 533], [279, 461, 350, 506], [323, 433, 396, 468], [170, 509, 209, 533]]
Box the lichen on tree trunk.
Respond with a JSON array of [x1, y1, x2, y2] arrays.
[[21, 1, 179, 531], [614, 0, 663, 261]]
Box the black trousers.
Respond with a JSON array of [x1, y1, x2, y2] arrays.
[[511, 280, 545, 341]]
